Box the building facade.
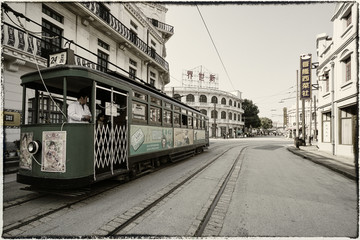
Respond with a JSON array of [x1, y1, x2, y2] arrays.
[[315, 2, 358, 158], [166, 86, 244, 138], [2, 2, 173, 151]]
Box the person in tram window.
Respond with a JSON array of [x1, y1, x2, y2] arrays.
[[67, 90, 92, 123], [96, 112, 108, 128]]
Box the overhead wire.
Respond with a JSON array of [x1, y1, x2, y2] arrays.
[[195, 5, 235, 91]]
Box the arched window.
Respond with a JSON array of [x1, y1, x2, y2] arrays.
[[174, 94, 181, 101], [234, 101, 237, 107], [221, 98, 226, 105], [200, 109, 207, 116], [211, 110, 218, 119], [229, 99, 232, 106], [233, 113, 236, 121], [221, 111, 226, 119], [199, 95, 207, 103], [238, 114, 241, 121], [186, 94, 195, 102], [228, 112, 232, 120], [211, 96, 218, 104]]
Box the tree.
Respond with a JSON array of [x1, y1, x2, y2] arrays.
[[260, 117, 273, 130], [242, 99, 261, 129]]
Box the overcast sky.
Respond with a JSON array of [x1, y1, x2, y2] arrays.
[[164, 2, 336, 124]]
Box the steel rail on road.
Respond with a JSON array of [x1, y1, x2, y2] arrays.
[[194, 146, 247, 236], [107, 145, 248, 237]]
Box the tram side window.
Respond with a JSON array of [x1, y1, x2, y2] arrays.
[[188, 116, 193, 128], [132, 101, 147, 122], [164, 102, 172, 109], [133, 91, 147, 101], [163, 110, 172, 125], [193, 117, 198, 129], [150, 106, 161, 124], [174, 113, 180, 127], [150, 96, 161, 106], [181, 114, 188, 127]]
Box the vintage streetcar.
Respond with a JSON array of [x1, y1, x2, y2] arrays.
[[17, 63, 209, 189]]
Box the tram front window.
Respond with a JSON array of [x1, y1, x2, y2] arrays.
[[26, 90, 65, 124]]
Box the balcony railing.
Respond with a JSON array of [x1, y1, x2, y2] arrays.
[[81, 2, 169, 71], [2, 23, 43, 58], [148, 18, 174, 34], [3, 22, 148, 83]]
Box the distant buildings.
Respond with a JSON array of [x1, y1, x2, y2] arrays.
[[2, 2, 173, 150], [315, 2, 358, 158], [165, 66, 244, 138]]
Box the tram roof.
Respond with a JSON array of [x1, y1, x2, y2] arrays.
[[21, 65, 206, 117]]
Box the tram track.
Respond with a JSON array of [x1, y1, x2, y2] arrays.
[[3, 143, 246, 237], [102, 145, 247, 237], [3, 193, 47, 210], [2, 181, 122, 237]]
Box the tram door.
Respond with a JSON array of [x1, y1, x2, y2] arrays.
[[94, 86, 128, 178]]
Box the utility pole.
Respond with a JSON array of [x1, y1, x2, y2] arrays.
[[213, 102, 217, 138], [302, 98, 306, 146], [309, 97, 312, 146], [314, 95, 317, 141], [296, 70, 299, 146]]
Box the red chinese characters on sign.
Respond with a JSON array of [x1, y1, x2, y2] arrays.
[[187, 71, 193, 79], [199, 73, 204, 81], [300, 55, 311, 100]]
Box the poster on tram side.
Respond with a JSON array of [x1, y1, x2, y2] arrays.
[[41, 131, 66, 173], [130, 125, 173, 155], [194, 130, 206, 144], [19, 132, 33, 170], [174, 128, 194, 148]]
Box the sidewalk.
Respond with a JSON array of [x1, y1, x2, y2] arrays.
[[287, 143, 357, 180]]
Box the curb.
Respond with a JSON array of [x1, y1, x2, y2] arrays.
[[287, 147, 357, 181]]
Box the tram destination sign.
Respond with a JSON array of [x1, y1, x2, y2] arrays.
[[300, 54, 312, 100], [48, 48, 75, 67]]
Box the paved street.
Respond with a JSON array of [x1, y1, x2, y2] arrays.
[[3, 137, 358, 238], [220, 137, 357, 237]]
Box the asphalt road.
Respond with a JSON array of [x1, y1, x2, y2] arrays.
[[3, 136, 358, 238], [220, 137, 357, 237]]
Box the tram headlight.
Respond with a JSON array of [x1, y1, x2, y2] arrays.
[[28, 140, 41, 154]]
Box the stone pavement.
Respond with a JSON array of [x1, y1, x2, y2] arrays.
[[287, 144, 357, 180]]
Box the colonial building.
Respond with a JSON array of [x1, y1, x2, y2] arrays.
[[315, 2, 358, 158], [2, 2, 173, 151], [165, 67, 244, 138]]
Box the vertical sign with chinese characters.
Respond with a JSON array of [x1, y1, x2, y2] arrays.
[[300, 55, 312, 99]]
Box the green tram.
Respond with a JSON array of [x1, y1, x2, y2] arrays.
[[17, 65, 209, 189]]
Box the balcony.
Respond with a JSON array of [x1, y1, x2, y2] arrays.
[[79, 2, 169, 72], [148, 18, 174, 40]]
